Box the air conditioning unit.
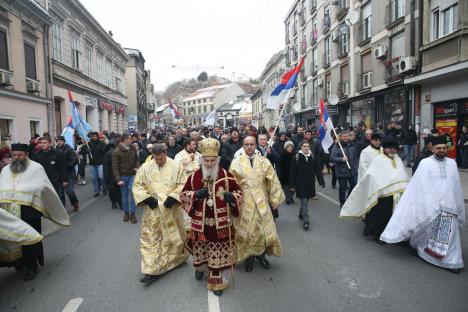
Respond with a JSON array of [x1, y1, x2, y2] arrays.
[[331, 31, 338, 42], [399, 56, 417, 73], [363, 72, 372, 89], [317, 77, 324, 86], [0, 71, 13, 86], [26, 79, 40, 93], [374, 46, 388, 59]]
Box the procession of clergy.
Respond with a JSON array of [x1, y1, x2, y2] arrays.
[[0, 131, 464, 296]]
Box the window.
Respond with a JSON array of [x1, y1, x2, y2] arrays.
[[29, 120, 40, 139], [96, 52, 103, 83], [339, 27, 349, 56], [71, 32, 80, 70], [312, 47, 318, 72], [24, 43, 36, 79], [312, 79, 318, 106], [84, 46, 92, 76], [442, 4, 458, 36], [325, 74, 331, 100], [0, 29, 8, 70], [52, 23, 62, 61], [105, 59, 112, 87], [362, 3, 372, 41], [431, 9, 440, 40], [324, 36, 331, 66], [389, 0, 405, 24]]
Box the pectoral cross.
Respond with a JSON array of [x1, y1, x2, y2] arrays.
[[202, 176, 215, 207]]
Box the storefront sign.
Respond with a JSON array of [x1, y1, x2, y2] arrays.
[[435, 118, 457, 159], [434, 102, 458, 118], [327, 106, 338, 115]]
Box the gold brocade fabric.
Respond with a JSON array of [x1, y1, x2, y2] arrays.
[[133, 158, 189, 275], [0, 203, 23, 262], [174, 149, 201, 184], [229, 155, 286, 262]]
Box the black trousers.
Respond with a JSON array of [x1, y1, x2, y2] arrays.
[[363, 196, 394, 239], [108, 182, 122, 207], [338, 176, 356, 205], [21, 205, 44, 269]]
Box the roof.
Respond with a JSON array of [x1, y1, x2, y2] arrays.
[[124, 48, 146, 63], [238, 82, 261, 95], [260, 50, 285, 80], [183, 84, 235, 102], [218, 99, 252, 113]]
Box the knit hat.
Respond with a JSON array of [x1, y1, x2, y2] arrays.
[[284, 141, 294, 150]]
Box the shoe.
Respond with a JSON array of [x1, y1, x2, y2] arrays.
[[24, 267, 37, 281], [213, 290, 223, 296], [245, 256, 255, 272], [195, 271, 204, 281], [102, 190, 108, 196], [112, 202, 117, 209], [130, 213, 137, 224], [123, 213, 129, 222], [446, 268, 461, 274], [303, 222, 309, 231], [140, 274, 159, 284], [93, 193, 100, 198], [82, 180, 86, 185], [298, 214, 303, 221], [312, 196, 318, 200], [256, 254, 271, 270], [73, 203, 80, 212]]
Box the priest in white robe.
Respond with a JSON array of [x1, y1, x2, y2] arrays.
[[340, 137, 409, 244], [357, 133, 383, 181], [381, 136, 465, 274]]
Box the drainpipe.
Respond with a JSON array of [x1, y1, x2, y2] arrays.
[[43, 23, 55, 135], [415, 0, 424, 153]]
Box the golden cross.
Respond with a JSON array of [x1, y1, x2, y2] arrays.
[[202, 176, 215, 192]]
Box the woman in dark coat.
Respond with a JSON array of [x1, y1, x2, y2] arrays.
[[103, 138, 122, 209], [289, 140, 325, 231], [279, 141, 295, 205]]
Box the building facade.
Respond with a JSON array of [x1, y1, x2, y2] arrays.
[[284, 0, 420, 130], [0, 0, 53, 143], [49, 0, 129, 136], [145, 70, 156, 129], [181, 83, 246, 126], [406, 0, 467, 160], [124, 48, 147, 132]]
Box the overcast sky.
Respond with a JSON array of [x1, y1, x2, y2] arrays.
[[80, 0, 293, 91]]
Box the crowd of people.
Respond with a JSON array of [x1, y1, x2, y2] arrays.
[[0, 121, 464, 294]]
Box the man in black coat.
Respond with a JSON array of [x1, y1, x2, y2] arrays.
[[166, 135, 183, 159], [31, 137, 67, 197], [103, 139, 122, 209], [330, 131, 358, 207], [400, 124, 418, 167], [292, 126, 305, 148], [289, 140, 325, 230], [412, 135, 433, 175], [88, 132, 107, 197], [55, 136, 79, 211], [356, 129, 373, 158], [220, 127, 242, 170]]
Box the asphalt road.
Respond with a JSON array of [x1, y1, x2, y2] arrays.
[[1, 174, 467, 312]]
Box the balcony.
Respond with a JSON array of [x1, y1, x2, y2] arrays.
[[335, 0, 349, 20], [337, 81, 350, 98], [384, 57, 403, 84], [385, 0, 405, 28], [356, 72, 372, 92], [322, 15, 331, 34]]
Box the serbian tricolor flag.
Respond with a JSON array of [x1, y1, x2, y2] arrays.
[[168, 98, 181, 119], [318, 98, 334, 154], [266, 57, 304, 110]]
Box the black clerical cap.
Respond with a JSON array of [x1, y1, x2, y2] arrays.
[[11, 143, 29, 152], [382, 137, 399, 149], [431, 135, 447, 146], [371, 133, 381, 141]]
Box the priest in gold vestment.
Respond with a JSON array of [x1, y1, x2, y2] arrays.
[[229, 136, 285, 272], [133, 144, 188, 284]]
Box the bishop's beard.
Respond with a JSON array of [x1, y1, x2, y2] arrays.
[[202, 162, 219, 180], [10, 158, 29, 174]]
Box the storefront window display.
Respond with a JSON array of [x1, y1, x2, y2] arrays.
[[383, 90, 406, 127], [351, 99, 375, 128]]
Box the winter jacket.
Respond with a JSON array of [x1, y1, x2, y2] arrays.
[[31, 148, 66, 187], [103, 145, 117, 185], [279, 151, 294, 185], [289, 151, 325, 199], [112, 144, 138, 182], [88, 140, 106, 166], [412, 148, 433, 175], [220, 139, 242, 169], [167, 144, 183, 159], [330, 141, 358, 178], [55, 144, 78, 173], [401, 129, 418, 145]]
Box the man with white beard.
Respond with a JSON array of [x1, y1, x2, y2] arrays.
[[181, 138, 243, 296], [381, 135, 465, 274], [0, 144, 69, 281]]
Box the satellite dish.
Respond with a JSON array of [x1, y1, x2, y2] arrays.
[[293, 103, 301, 112], [345, 10, 359, 26], [328, 94, 339, 105]]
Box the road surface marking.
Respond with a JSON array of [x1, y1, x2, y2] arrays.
[[208, 291, 220, 312], [62, 298, 83, 312], [318, 191, 340, 206], [70, 197, 97, 217]]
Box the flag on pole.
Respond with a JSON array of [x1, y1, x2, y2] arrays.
[[319, 98, 334, 154], [204, 110, 216, 126], [61, 117, 75, 148], [266, 57, 304, 110], [168, 98, 181, 119], [67, 90, 92, 142]]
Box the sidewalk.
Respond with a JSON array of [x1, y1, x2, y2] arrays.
[[459, 169, 468, 202]]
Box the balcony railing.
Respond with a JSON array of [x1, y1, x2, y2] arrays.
[[384, 56, 403, 84], [335, 0, 349, 19]]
